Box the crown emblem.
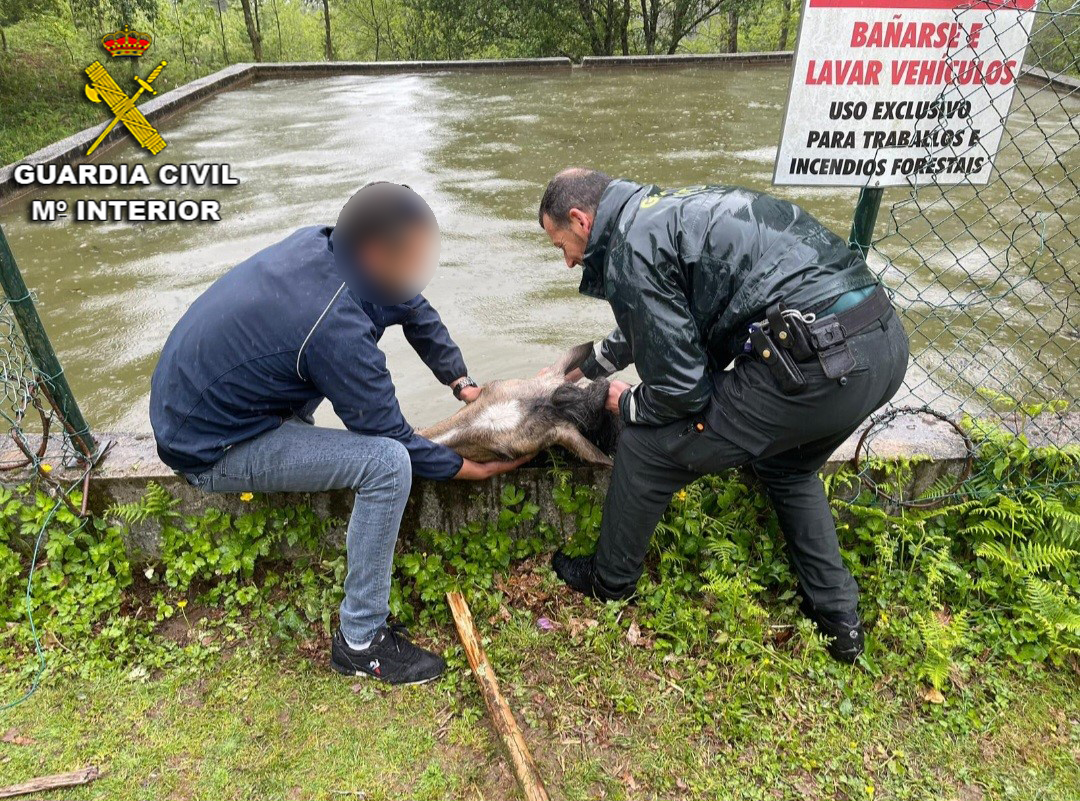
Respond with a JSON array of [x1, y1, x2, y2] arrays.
[[101, 26, 152, 58]]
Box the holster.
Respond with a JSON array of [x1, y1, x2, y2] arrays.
[[807, 315, 856, 380], [764, 301, 814, 360], [749, 324, 807, 395]]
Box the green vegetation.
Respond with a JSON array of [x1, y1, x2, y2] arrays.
[[1, 623, 1077, 799], [1, 414, 1078, 797], [3, 0, 1077, 165], [0, 0, 804, 164]]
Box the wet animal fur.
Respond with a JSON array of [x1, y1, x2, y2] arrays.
[[417, 342, 620, 466]]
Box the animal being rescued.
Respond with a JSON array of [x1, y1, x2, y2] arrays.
[[418, 343, 619, 466]]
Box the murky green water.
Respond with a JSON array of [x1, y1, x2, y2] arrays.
[[1, 66, 1076, 431]]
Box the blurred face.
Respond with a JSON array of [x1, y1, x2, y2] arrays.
[[542, 209, 593, 268], [356, 221, 440, 299]]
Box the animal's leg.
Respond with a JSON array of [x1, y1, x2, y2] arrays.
[[553, 425, 613, 467], [537, 342, 594, 378]]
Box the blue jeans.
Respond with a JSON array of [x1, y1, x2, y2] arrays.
[[187, 419, 412, 645]]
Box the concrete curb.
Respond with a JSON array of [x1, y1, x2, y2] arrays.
[[255, 57, 573, 75], [1019, 65, 1080, 93], [5, 410, 1077, 561], [2, 410, 984, 561], [580, 51, 793, 68]]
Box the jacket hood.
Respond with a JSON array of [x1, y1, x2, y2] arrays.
[[579, 179, 654, 300], [329, 226, 422, 307]]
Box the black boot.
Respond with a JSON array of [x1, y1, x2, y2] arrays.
[[551, 551, 636, 601], [800, 598, 864, 663]]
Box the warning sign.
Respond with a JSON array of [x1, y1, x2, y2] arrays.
[[774, 0, 1040, 187]]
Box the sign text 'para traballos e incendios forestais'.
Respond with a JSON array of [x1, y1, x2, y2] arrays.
[[774, 0, 1040, 187]]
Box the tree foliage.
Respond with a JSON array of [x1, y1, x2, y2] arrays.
[[1, 0, 785, 66], [0, 0, 797, 161]]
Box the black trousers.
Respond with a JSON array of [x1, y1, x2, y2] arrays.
[[596, 308, 910, 616]]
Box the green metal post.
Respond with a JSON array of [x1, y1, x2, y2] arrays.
[[848, 186, 884, 258], [0, 224, 98, 461]]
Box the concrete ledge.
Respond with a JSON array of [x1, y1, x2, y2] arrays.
[[26, 432, 611, 562], [581, 51, 793, 68], [1, 410, 989, 561], [70, 436, 609, 561], [1019, 65, 1080, 93], [6, 408, 1078, 561], [255, 57, 573, 76]]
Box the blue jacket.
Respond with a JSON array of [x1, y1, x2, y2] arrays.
[[149, 225, 467, 479]]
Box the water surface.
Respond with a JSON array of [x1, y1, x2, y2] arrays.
[[1, 66, 1075, 431]]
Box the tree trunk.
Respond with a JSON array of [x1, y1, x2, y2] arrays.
[[271, 0, 283, 59], [253, 0, 261, 36], [0, 27, 6, 52], [239, 0, 262, 61], [620, 0, 630, 55], [727, 10, 738, 53], [171, 0, 189, 66], [217, 5, 230, 63], [370, 0, 382, 60], [640, 0, 659, 54], [602, 0, 614, 56], [779, 0, 792, 50], [578, 0, 603, 57], [321, 0, 333, 61]]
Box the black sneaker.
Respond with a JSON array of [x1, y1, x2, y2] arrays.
[[551, 551, 636, 601], [331, 624, 446, 685], [800, 599, 864, 663]]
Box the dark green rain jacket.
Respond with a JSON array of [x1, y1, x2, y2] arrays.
[[577, 179, 877, 426]]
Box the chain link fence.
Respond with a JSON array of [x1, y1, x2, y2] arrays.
[[0, 296, 94, 508], [0, 228, 101, 709], [0, 225, 99, 511], [857, 0, 1080, 503]]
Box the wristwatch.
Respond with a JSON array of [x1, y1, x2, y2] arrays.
[[451, 376, 479, 400]]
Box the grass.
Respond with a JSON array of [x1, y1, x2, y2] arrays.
[[2, 562, 1079, 801], [0, 53, 105, 166]]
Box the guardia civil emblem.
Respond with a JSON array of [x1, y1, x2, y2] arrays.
[[83, 26, 168, 156]]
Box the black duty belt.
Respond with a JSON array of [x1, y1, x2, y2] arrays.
[[744, 285, 892, 395], [825, 285, 892, 338]]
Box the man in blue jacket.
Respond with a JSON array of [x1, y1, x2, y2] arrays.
[[151, 182, 525, 685]]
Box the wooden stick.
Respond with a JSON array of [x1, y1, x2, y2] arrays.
[[0, 766, 100, 798], [446, 591, 550, 801]]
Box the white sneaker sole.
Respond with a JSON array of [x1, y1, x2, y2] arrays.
[[331, 660, 442, 686]]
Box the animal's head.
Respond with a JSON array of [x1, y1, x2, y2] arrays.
[[550, 380, 622, 457]]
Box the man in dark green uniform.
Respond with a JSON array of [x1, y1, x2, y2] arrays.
[[539, 168, 909, 662]]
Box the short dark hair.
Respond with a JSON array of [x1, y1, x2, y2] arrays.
[[336, 181, 437, 249], [538, 168, 613, 228]]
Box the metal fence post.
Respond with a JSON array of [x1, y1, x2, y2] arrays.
[[0, 224, 98, 461], [848, 187, 883, 257]]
